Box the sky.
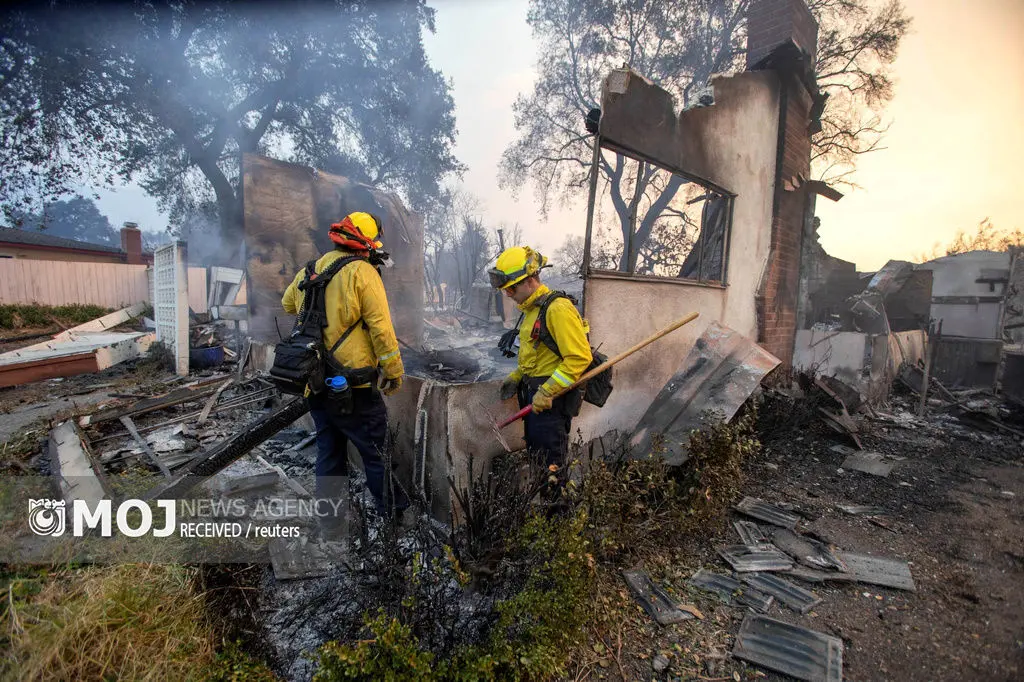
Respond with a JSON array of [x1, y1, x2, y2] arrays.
[[815, 0, 1024, 269], [90, 0, 1024, 271]]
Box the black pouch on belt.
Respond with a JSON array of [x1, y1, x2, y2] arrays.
[[520, 376, 583, 418], [324, 364, 379, 417]]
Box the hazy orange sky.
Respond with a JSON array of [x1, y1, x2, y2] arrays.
[[815, 0, 1024, 269]]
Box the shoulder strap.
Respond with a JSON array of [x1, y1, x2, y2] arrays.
[[295, 255, 367, 338], [322, 255, 369, 355], [535, 291, 575, 358]]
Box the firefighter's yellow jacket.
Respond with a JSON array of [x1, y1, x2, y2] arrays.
[[508, 284, 592, 396], [281, 250, 404, 385]]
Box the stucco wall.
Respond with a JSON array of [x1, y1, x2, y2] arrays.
[[575, 71, 780, 442], [917, 250, 1009, 339]]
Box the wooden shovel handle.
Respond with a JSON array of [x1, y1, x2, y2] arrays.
[[495, 311, 700, 430]]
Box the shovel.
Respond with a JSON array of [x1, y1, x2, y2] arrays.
[[494, 311, 701, 431]]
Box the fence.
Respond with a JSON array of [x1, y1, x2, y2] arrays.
[[0, 258, 249, 314], [0, 259, 149, 308]]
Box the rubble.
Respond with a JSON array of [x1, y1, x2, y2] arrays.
[[834, 552, 916, 592], [716, 544, 794, 572], [840, 450, 895, 477], [622, 569, 696, 625], [771, 528, 846, 571], [738, 573, 822, 614], [629, 321, 780, 464], [0, 329, 154, 388], [688, 569, 774, 612], [733, 615, 844, 682], [735, 497, 801, 529]]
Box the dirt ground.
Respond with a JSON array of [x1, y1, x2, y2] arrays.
[[613, 391, 1024, 682]]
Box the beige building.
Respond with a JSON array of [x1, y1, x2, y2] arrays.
[[0, 224, 150, 265]]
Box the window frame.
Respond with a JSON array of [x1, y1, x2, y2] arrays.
[[581, 137, 737, 288]]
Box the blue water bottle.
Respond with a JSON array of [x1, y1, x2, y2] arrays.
[[325, 375, 353, 414]]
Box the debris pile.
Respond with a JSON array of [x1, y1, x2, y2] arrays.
[[622, 493, 916, 682], [406, 307, 518, 383]]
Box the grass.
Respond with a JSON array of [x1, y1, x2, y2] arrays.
[[0, 304, 111, 331], [0, 423, 47, 474], [1, 563, 276, 682]]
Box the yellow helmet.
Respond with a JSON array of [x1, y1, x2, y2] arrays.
[[488, 246, 548, 289], [329, 211, 383, 251]]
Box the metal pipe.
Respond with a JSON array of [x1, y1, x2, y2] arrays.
[[580, 133, 602, 317]]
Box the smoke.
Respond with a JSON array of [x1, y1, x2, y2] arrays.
[[177, 205, 243, 268]]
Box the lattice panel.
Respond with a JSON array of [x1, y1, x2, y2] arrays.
[[153, 243, 189, 374]]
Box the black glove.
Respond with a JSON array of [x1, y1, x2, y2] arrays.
[[499, 375, 518, 401]]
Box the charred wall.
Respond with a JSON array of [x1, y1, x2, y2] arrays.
[[241, 153, 424, 345], [576, 70, 780, 441]]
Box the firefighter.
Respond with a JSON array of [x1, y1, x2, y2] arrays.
[[281, 211, 409, 522], [488, 246, 592, 475]]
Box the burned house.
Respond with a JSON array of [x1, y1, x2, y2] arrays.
[[793, 258, 930, 403], [569, 0, 827, 444]]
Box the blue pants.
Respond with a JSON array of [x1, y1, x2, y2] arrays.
[[307, 388, 409, 516], [518, 378, 577, 469]]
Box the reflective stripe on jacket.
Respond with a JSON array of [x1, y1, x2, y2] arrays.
[[281, 250, 404, 382], [511, 284, 592, 396]]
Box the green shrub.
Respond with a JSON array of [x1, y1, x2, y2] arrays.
[[204, 639, 279, 681], [314, 614, 435, 682], [312, 411, 759, 680], [0, 303, 111, 330], [581, 408, 759, 562]]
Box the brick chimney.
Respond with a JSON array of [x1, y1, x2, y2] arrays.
[[121, 222, 143, 265], [746, 0, 818, 69], [748, 0, 820, 367]]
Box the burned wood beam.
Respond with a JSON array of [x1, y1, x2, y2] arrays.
[[198, 379, 234, 425], [119, 415, 172, 478], [80, 376, 229, 426], [88, 387, 278, 445], [142, 397, 310, 500]]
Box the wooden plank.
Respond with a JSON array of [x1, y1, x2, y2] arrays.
[[0, 261, 11, 303], [94, 333, 154, 370], [114, 265, 126, 308], [80, 376, 228, 426], [35, 263, 51, 305], [197, 378, 234, 425], [14, 260, 30, 304], [0, 352, 100, 388], [53, 303, 147, 341], [119, 415, 172, 478], [188, 266, 208, 313], [88, 263, 102, 307], [931, 295, 1004, 305], [50, 420, 108, 506]]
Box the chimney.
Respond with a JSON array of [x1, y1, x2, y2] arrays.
[[121, 222, 143, 265], [746, 0, 818, 69]]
